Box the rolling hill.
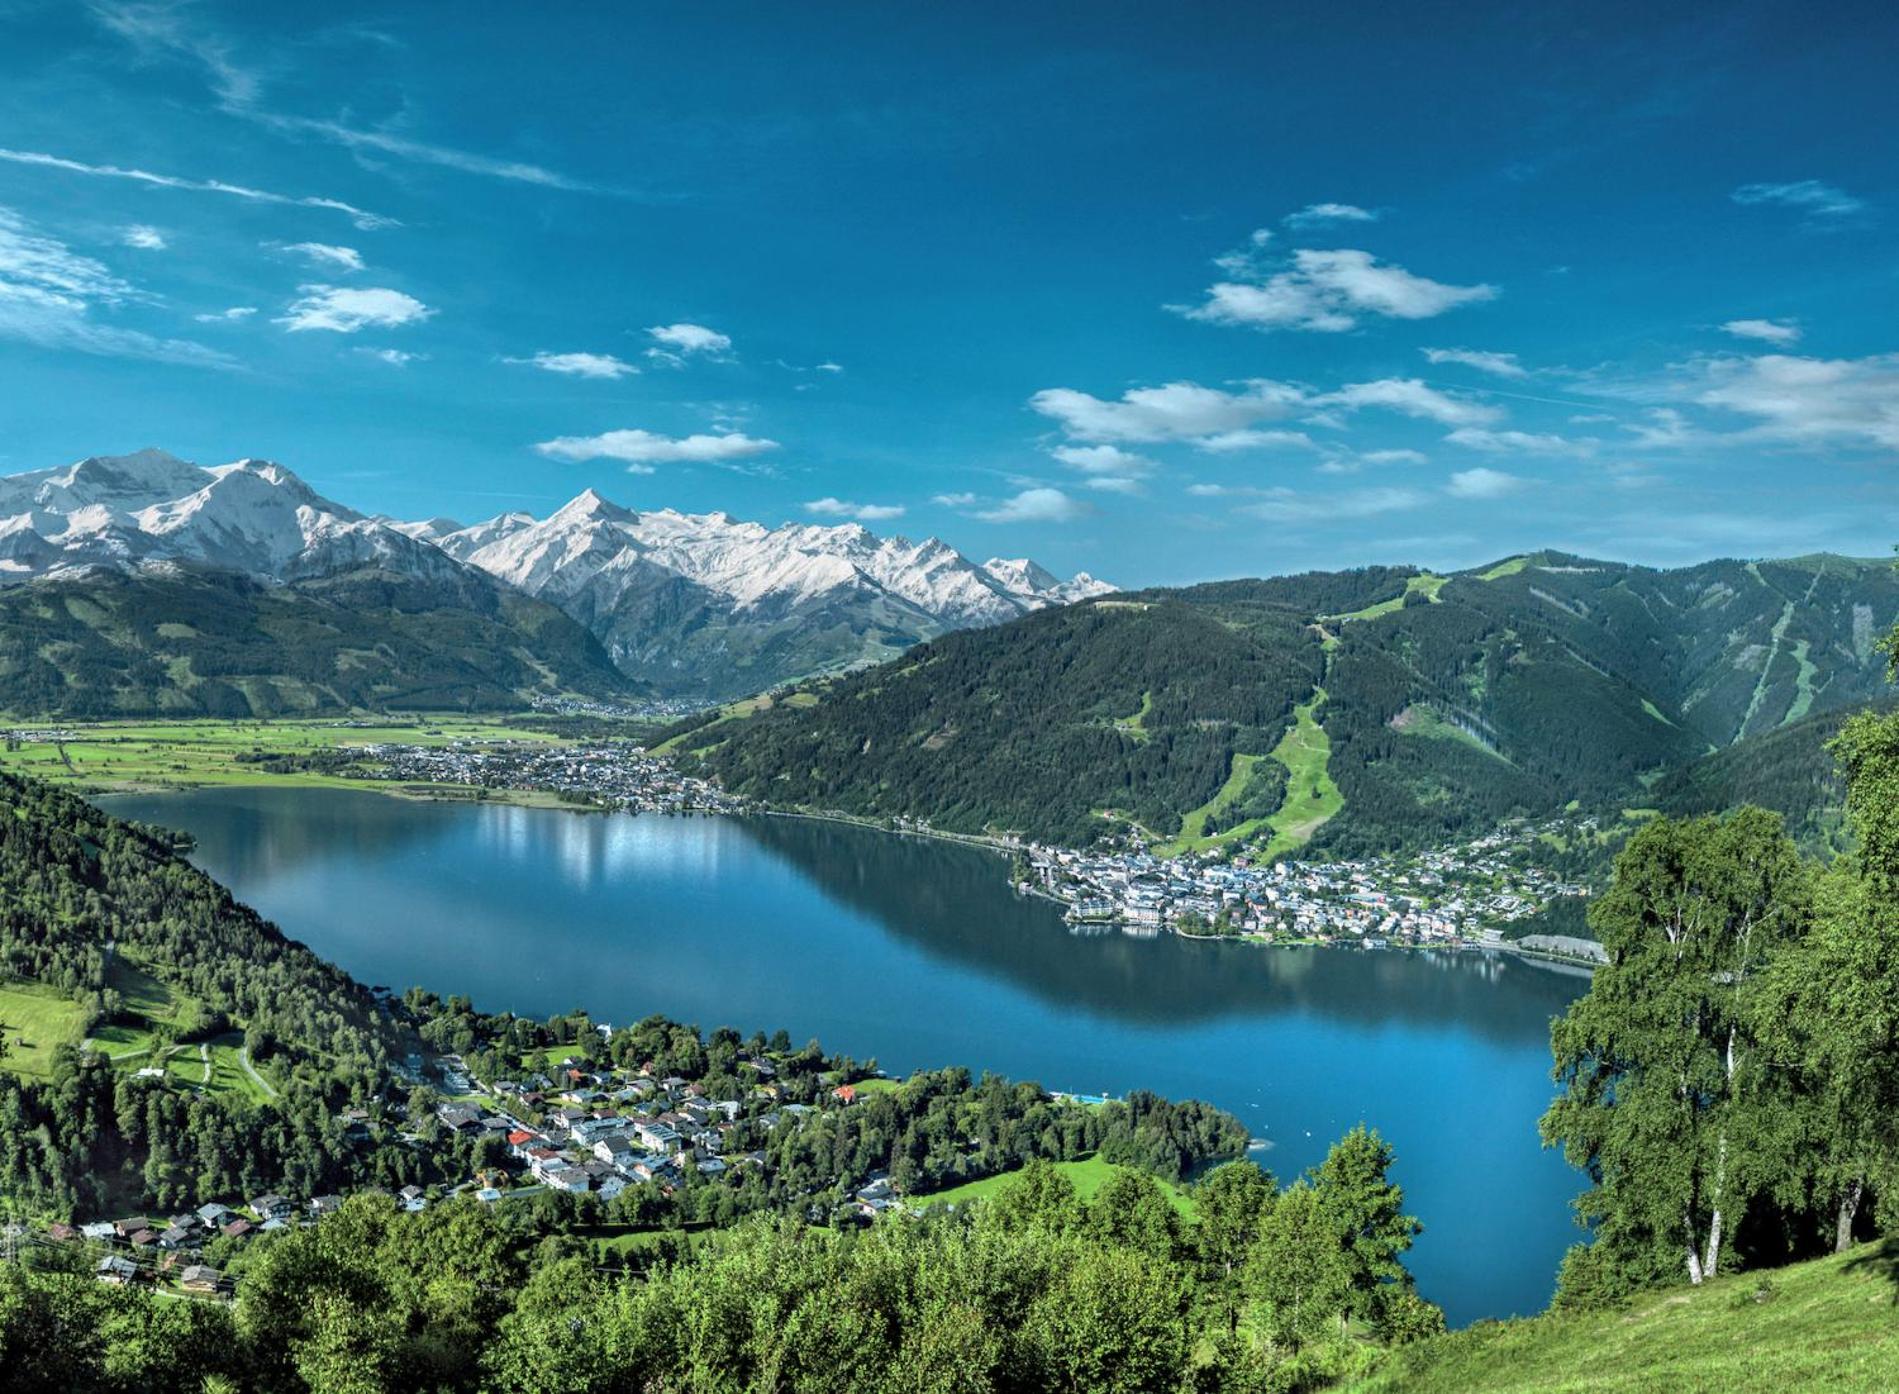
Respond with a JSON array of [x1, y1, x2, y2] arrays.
[[683, 552, 1899, 852]]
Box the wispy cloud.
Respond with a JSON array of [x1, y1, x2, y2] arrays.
[[355, 346, 421, 366], [1284, 202, 1378, 226], [1731, 180, 1867, 222], [533, 428, 779, 472], [803, 497, 905, 522], [1031, 380, 1305, 442], [193, 305, 256, 323], [94, 0, 261, 106], [1444, 427, 1594, 455], [645, 322, 733, 366], [277, 284, 433, 333], [1446, 467, 1525, 499], [1720, 318, 1800, 346], [976, 487, 1090, 523], [1692, 352, 1899, 450], [120, 224, 167, 250], [1318, 378, 1501, 428], [1050, 444, 1155, 476], [0, 147, 393, 229], [0, 207, 232, 367], [90, 3, 609, 194], [1422, 346, 1528, 379], [507, 350, 639, 380], [279, 241, 364, 271], [252, 112, 605, 193], [932, 491, 978, 507], [1178, 245, 1496, 333]]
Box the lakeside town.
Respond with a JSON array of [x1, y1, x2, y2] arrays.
[[1016, 820, 1602, 962], [343, 735, 1603, 963], [8, 1023, 1150, 1302]]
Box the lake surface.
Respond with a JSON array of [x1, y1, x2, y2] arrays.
[[101, 786, 1589, 1325]]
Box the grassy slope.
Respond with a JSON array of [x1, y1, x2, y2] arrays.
[[0, 979, 87, 1077], [1349, 1243, 1899, 1394], [914, 1154, 1197, 1217], [1263, 690, 1344, 857]]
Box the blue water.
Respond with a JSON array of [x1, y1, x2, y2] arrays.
[[101, 787, 1589, 1325]]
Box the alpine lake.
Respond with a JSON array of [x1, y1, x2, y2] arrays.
[[99, 786, 1590, 1327]]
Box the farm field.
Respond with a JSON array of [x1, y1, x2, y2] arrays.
[[0, 716, 563, 795]]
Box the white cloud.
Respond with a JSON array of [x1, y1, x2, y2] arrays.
[[281, 242, 364, 272], [1194, 429, 1318, 453], [254, 112, 601, 192], [1692, 353, 1899, 449], [121, 224, 166, 250], [1050, 444, 1155, 476], [977, 487, 1089, 523], [1319, 378, 1501, 427], [277, 284, 432, 333], [0, 207, 230, 367], [816, 361, 844, 373], [0, 146, 391, 229], [1422, 346, 1528, 378], [1359, 448, 1429, 465], [1030, 379, 1305, 442], [533, 428, 780, 470], [355, 347, 420, 366], [1720, 318, 1800, 346], [1731, 180, 1866, 220], [803, 497, 905, 522], [508, 350, 639, 380], [1284, 202, 1378, 226], [932, 491, 978, 507], [1241, 487, 1426, 522], [646, 322, 732, 364], [193, 305, 256, 323], [1180, 247, 1496, 333], [1086, 476, 1144, 495], [1444, 427, 1593, 455], [1446, 467, 1524, 499]]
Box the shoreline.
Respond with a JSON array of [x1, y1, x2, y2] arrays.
[[90, 771, 1603, 969]]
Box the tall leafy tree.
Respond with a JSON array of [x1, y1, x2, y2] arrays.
[[1762, 710, 1899, 1251], [1542, 807, 1809, 1287]]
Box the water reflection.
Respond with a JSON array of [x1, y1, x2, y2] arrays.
[[101, 787, 1587, 1326]]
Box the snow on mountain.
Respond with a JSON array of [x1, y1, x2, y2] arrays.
[[0, 450, 458, 584], [438, 490, 1112, 629], [0, 451, 1116, 698], [424, 489, 1115, 697]]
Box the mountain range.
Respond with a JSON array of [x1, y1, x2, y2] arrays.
[[0, 450, 1109, 712], [681, 553, 1899, 855]]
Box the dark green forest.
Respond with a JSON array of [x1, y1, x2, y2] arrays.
[[684, 552, 1899, 852], [0, 564, 642, 718]]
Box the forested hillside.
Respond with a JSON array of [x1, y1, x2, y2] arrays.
[[0, 771, 414, 1212], [686, 551, 1899, 852], [0, 564, 643, 718]]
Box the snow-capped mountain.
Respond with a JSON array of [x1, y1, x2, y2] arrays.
[[412, 489, 1113, 696], [0, 449, 461, 584], [0, 451, 1112, 699]]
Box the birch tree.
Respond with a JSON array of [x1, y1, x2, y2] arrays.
[[1541, 808, 1808, 1288]]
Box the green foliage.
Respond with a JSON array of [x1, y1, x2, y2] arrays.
[[697, 553, 1899, 853], [0, 564, 640, 718], [1542, 808, 1810, 1289]]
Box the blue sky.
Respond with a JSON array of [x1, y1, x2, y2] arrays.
[[0, 1, 1895, 585]]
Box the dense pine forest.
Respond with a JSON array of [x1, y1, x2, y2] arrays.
[[681, 552, 1899, 856]]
